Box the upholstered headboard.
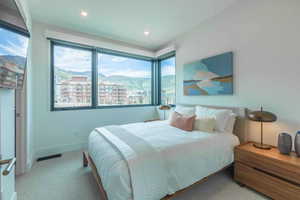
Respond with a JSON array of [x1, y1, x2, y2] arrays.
[[181, 105, 248, 143]]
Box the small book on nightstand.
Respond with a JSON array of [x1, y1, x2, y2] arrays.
[[234, 142, 300, 200]]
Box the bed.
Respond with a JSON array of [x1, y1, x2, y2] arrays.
[[83, 106, 247, 200]]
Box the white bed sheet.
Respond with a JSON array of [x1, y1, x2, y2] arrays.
[[88, 121, 240, 200]]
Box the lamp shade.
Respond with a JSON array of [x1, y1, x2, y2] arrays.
[[248, 110, 277, 122], [159, 105, 171, 110]]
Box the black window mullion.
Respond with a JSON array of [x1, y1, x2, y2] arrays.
[[152, 59, 160, 105], [92, 49, 98, 107], [151, 60, 155, 105], [158, 60, 162, 105], [50, 41, 55, 111], [96, 49, 102, 106]]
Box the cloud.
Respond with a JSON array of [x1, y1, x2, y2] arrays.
[[100, 65, 151, 78], [54, 46, 92, 72], [54, 46, 151, 77], [0, 34, 29, 57], [111, 57, 128, 62], [161, 65, 175, 76]]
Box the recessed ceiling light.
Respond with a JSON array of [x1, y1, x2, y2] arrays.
[[80, 11, 88, 17], [144, 31, 150, 36]]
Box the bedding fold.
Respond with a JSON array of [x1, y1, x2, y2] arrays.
[[95, 126, 169, 200]]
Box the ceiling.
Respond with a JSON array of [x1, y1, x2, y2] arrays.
[[27, 0, 237, 51]]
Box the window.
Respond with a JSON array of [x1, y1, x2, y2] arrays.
[[0, 25, 29, 89], [52, 44, 92, 108], [50, 40, 176, 111], [160, 55, 176, 105], [98, 53, 152, 106]]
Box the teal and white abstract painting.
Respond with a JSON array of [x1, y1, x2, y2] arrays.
[[183, 52, 233, 95]]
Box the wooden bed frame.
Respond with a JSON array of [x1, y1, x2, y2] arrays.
[[83, 151, 232, 200], [82, 106, 248, 200]]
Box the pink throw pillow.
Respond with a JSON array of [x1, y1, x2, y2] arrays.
[[169, 112, 196, 131]]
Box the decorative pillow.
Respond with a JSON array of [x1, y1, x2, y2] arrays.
[[168, 105, 195, 122], [224, 113, 237, 133], [169, 112, 196, 131], [195, 106, 232, 132], [194, 117, 216, 132]]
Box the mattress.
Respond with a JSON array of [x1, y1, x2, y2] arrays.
[[88, 121, 240, 200]]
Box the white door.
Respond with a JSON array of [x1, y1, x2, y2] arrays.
[[15, 89, 26, 175], [0, 89, 17, 200]]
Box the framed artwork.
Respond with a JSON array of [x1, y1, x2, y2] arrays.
[[183, 52, 233, 96]]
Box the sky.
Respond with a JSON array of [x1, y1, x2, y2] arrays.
[[0, 27, 29, 57], [0, 26, 175, 78], [161, 57, 176, 76], [54, 45, 175, 78], [99, 53, 152, 78]]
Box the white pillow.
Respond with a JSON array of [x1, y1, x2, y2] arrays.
[[174, 105, 195, 116], [194, 117, 216, 132], [195, 106, 232, 132], [225, 113, 237, 134]]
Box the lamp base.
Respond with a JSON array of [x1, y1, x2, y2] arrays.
[[253, 143, 272, 150]]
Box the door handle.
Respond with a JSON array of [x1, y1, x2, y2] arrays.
[[0, 158, 16, 176]]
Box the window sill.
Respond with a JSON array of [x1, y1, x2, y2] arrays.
[[51, 104, 155, 112]]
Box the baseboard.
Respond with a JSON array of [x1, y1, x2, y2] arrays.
[[24, 151, 35, 173], [26, 156, 33, 171], [35, 142, 88, 159], [0, 190, 17, 200], [37, 154, 62, 162], [11, 192, 17, 200]]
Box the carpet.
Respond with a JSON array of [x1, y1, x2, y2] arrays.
[[16, 151, 269, 200]]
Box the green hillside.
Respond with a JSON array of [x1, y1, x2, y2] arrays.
[[55, 68, 174, 91]]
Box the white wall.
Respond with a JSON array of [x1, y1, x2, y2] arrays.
[[174, 0, 300, 146], [30, 22, 158, 158]]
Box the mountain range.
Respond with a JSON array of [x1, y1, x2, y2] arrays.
[[0, 55, 174, 92], [56, 67, 175, 91], [0, 55, 26, 68]]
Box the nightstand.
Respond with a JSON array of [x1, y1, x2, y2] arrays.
[[234, 142, 300, 200]]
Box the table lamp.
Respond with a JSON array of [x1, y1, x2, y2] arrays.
[[159, 105, 171, 120], [248, 107, 277, 150]]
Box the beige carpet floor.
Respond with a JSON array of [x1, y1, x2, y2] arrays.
[[16, 151, 270, 200]]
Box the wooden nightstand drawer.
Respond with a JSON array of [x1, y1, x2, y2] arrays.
[[235, 162, 300, 200], [235, 146, 300, 185]]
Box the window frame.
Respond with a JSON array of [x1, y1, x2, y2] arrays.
[[0, 21, 30, 91], [157, 51, 176, 106], [0, 19, 30, 38], [50, 40, 94, 111], [50, 39, 157, 111], [95, 50, 154, 109]]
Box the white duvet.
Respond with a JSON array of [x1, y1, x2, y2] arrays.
[[88, 121, 239, 200]]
